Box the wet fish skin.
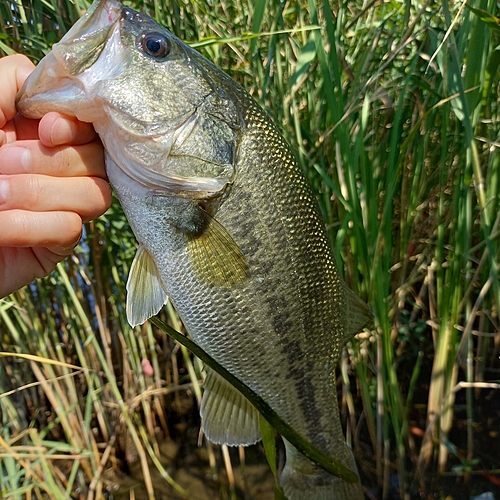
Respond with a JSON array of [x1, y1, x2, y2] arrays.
[[16, 1, 372, 498]]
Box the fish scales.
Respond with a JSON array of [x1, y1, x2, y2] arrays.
[[109, 92, 364, 499], [16, 1, 372, 498]]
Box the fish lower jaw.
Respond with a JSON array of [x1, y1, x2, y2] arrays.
[[16, 87, 93, 121]]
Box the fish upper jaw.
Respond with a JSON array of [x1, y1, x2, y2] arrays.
[[16, 51, 92, 120], [16, 0, 123, 121]]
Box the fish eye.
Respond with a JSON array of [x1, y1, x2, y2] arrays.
[[141, 33, 170, 59]]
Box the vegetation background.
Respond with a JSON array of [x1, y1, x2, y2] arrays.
[[1, 0, 499, 498]]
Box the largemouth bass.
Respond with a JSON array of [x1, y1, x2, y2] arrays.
[[16, 1, 372, 498]]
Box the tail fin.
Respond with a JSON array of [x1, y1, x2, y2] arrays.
[[280, 440, 364, 500]]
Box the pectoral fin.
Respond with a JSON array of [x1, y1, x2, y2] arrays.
[[186, 208, 249, 287], [126, 245, 168, 327], [200, 368, 261, 446]]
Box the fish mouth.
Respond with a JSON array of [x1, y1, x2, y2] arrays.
[[16, 0, 123, 120]]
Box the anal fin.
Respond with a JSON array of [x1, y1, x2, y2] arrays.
[[126, 245, 168, 327], [200, 368, 261, 446]]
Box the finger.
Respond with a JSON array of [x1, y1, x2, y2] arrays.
[[0, 212, 81, 297], [0, 174, 112, 222], [0, 210, 82, 248], [0, 55, 35, 129], [38, 112, 98, 147], [0, 247, 71, 298], [11, 113, 42, 141], [0, 139, 106, 179]]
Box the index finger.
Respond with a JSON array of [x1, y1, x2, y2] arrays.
[[0, 55, 35, 130]]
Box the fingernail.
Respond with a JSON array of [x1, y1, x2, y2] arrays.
[[0, 146, 31, 173], [0, 178, 8, 204], [51, 118, 74, 146]]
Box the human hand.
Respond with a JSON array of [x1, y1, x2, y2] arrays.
[[0, 54, 111, 298]]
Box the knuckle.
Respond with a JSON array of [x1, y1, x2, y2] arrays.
[[53, 147, 73, 176], [53, 212, 82, 247], [11, 54, 32, 67], [25, 174, 43, 206], [81, 178, 112, 221], [79, 141, 106, 177], [100, 179, 113, 209]]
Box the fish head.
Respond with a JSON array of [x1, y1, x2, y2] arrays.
[[17, 0, 241, 197]]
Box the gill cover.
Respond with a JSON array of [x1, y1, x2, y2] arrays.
[[16, 0, 241, 198]]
